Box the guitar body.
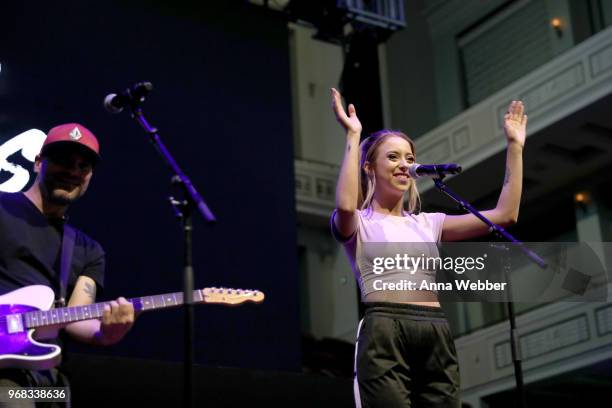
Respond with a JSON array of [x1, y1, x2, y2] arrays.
[[0, 285, 61, 370]]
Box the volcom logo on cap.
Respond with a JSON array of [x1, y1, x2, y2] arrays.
[[69, 126, 82, 141]]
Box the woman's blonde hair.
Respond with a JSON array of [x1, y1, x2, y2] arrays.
[[358, 129, 421, 213]]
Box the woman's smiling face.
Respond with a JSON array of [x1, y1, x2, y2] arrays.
[[367, 135, 415, 197]]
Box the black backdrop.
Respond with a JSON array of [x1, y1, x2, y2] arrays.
[[0, 0, 300, 371]]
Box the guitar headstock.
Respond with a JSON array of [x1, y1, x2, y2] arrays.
[[201, 287, 265, 306]]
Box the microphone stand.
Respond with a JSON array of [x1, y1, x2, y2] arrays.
[[432, 175, 546, 408], [123, 97, 216, 408]]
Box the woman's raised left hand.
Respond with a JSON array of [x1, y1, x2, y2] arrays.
[[503, 100, 527, 148]]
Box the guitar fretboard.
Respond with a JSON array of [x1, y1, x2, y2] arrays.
[[23, 290, 204, 329]]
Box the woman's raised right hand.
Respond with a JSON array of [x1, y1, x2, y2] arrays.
[[331, 88, 362, 135]]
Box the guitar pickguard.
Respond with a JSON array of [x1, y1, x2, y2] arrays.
[[0, 289, 61, 369]]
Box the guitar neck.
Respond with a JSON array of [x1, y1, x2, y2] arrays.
[[23, 290, 201, 329]]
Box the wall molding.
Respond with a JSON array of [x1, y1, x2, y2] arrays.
[[416, 26, 612, 193]]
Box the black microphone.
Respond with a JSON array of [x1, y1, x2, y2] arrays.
[[408, 163, 462, 179], [104, 82, 153, 113]]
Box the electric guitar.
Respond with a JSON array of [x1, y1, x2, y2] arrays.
[[0, 285, 265, 370]]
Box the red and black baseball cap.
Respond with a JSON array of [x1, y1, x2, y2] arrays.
[[41, 123, 100, 163]]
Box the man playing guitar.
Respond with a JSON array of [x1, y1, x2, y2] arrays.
[[0, 123, 136, 404]]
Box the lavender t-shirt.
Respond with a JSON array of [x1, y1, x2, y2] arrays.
[[332, 208, 446, 300]]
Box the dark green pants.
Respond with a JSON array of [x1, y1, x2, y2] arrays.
[[354, 302, 460, 408]]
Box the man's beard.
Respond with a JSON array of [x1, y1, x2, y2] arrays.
[[42, 181, 84, 206], [47, 189, 78, 205]]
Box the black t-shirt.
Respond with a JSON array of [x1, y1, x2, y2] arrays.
[[0, 192, 105, 300]]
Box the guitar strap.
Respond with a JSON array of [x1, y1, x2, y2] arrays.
[[58, 223, 76, 307]]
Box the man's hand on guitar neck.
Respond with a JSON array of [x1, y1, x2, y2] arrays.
[[95, 297, 135, 346], [64, 276, 136, 346]]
